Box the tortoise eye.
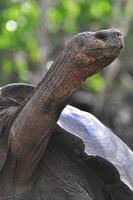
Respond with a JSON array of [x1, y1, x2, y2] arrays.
[[116, 32, 122, 38], [95, 32, 108, 41]]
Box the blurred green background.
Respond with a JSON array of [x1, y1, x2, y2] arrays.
[[0, 0, 133, 147]]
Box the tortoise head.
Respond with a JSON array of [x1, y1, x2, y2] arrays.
[[69, 29, 124, 72]]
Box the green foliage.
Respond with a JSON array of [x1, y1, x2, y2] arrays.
[[0, 0, 114, 92], [83, 73, 105, 92], [46, 0, 113, 34], [90, 0, 111, 18], [0, 0, 39, 84], [47, 0, 81, 33]]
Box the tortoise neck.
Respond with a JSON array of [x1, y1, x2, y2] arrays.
[[34, 49, 96, 113]]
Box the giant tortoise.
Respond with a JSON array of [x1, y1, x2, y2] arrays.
[[0, 29, 132, 199]]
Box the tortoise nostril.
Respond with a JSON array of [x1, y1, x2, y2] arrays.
[[95, 32, 108, 40]]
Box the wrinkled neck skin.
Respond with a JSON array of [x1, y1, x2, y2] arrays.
[[6, 30, 122, 186]]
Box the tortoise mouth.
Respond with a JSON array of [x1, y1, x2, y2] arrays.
[[86, 40, 123, 59], [91, 44, 124, 51]]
